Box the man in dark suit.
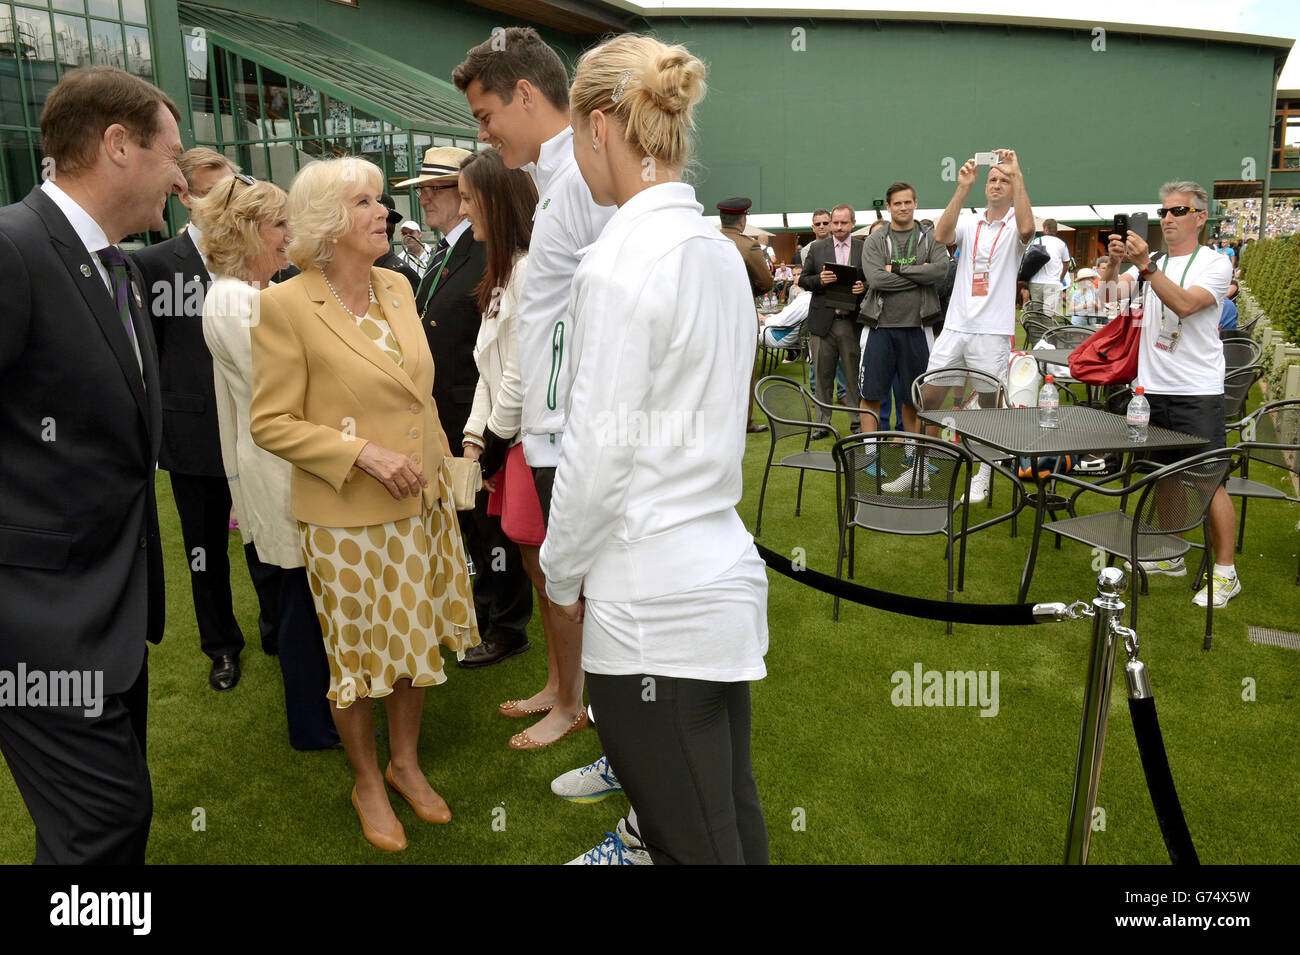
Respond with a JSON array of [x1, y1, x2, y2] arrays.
[[798, 203, 866, 437], [394, 146, 533, 667], [134, 147, 258, 692], [0, 66, 186, 863]]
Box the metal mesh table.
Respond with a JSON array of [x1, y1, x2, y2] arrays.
[[918, 406, 1209, 599]]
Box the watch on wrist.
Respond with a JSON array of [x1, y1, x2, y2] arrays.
[[1139, 261, 1157, 278]]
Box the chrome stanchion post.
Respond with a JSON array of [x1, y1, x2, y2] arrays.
[[1063, 567, 1127, 865]]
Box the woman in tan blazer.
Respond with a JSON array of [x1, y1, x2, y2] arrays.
[[250, 158, 478, 852]]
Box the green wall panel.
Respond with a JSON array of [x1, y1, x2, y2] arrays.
[[643, 18, 1281, 213]]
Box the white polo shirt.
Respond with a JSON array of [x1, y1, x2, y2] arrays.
[[943, 208, 1027, 336], [1137, 246, 1232, 396]]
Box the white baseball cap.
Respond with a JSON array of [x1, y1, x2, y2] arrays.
[[399, 221, 422, 234]]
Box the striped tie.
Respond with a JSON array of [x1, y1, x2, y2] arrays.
[[96, 245, 140, 355]]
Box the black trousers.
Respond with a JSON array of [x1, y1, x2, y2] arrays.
[[243, 541, 282, 653], [0, 654, 151, 864], [459, 488, 532, 646], [276, 568, 340, 750], [586, 672, 768, 865], [168, 472, 245, 660], [814, 316, 862, 427]]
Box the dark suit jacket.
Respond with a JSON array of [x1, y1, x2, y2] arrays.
[[418, 229, 487, 442], [0, 186, 164, 695], [133, 229, 223, 476], [797, 235, 866, 336], [374, 251, 420, 294]]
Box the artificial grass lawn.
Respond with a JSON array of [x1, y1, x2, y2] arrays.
[[1, 361, 1297, 864]]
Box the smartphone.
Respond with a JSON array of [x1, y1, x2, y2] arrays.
[[974, 151, 1000, 165], [1129, 212, 1148, 239], [1112, 214, 1129, 242]]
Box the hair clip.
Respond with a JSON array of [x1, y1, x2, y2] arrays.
[[611, 69, 632, 103]]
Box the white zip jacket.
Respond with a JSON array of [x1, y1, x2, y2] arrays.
[[517, 127, 615, 468], [463, 254, 527, 447], [540, 182, 758, 606]]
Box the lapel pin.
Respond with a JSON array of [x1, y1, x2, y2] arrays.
[[80, 264, 92, 277], [393, 300, 400, 308]]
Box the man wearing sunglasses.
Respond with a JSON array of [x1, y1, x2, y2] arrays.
[[135, 150, 267, 693], [1097, 181, 1239, 608]]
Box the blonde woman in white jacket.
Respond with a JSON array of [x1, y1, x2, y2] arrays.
[[194, 175, 339, 751], [456, 149, 590, 751], [540, 35, 769, 864]]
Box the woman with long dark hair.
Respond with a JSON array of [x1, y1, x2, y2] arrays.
[[459, 150, 587, 751]]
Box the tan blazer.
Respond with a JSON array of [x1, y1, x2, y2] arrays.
[[250, 266, 453, 528]]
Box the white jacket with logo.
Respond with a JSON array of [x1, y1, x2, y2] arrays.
[[517, 127, 615, 468], [540, 182, 758, 607]]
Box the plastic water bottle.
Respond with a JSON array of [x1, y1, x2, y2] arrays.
[[1126, 386, 1150, 442], [1038, 375, 1059, 429]]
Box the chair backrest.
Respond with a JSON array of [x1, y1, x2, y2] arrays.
[[1222, 338, 1262, 370], [1226, 313, 1259, 340], [755, 375, 818, 442], [911, 365, 1007, 411], [1042, 325, 1091, 350], [1022, 318, 1053, 348], [1223, 364, 1264, 424], [1134, 450, 1238, 537], [833, 431, 969, 508], [1104, 385, 1134, 416], [1241, 398, 1300, 478]]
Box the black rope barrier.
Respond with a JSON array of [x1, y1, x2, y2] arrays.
[[1128, 696, 1200, 865], [754, 543, 1042, 626]]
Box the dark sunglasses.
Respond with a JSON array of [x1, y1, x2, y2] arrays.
[[222, 173, 258, 211], [1156, 205, 1200, 219]]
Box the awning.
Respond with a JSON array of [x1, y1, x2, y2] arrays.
[[177, 2, 477, 137]]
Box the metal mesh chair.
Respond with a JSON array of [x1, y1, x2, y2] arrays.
[[910, 366, 1024, 534], [1025, 448, 1239, 649], [753, 375, 879, 536], [1021, 316, 1055, 348], [1222, 338, 1262, 371], [831, 432, 973, 632], [1223, 313, 1259, 341], [1229, 398, 1300, 585], [1041, 325, 1092, 351], [1223, 364, 1264, 429]]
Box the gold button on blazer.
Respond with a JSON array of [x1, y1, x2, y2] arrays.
[[250, 266, 453, 529]]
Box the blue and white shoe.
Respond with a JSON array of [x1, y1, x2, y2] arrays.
[[551, 754, 623, 803], [565, 817, 652, 865]]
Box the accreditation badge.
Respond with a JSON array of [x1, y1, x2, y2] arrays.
[[971, 271, 990, 297]]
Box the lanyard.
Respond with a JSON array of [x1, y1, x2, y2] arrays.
[[972, 214, 1008, 273], [890, 227, 917, 262], [1156, 246, 1202, 332]]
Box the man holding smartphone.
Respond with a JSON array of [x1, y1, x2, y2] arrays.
[[914, 149, 1035, 503], [1096, 181, 1239, 608]]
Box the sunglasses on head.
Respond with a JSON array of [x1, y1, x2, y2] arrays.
[[222, 173, 257, 211], [1156, 205, 1200, 219]]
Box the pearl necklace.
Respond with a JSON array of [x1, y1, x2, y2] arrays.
[[322, 272, 377, 319]]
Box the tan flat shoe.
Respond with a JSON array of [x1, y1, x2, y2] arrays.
[[498, 698, 554, 719], [508, 710, 589, 751], [351, 786, 406, 851], [385, 763, 452, 824]]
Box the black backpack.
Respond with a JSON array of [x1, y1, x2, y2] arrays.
[[1017, 238, 1050, 283]]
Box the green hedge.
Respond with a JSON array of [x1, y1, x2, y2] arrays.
[[1239, 236, 1300, 344]]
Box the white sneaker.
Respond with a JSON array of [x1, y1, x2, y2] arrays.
[[550, 755, 622, 803], [1192, 573, 1242, 608], [1125, 557, 1187, 578], [565, 817, 653, 865], [961, 468, 991, 505], [882, 464, 929, 493]]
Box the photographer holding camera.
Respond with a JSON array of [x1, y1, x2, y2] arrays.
[[1095, 181, 1239, 608]]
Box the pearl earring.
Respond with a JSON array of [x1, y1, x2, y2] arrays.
[[592, 143, 598, 152]]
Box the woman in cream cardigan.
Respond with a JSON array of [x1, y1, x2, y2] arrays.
[[250, 157, 478, 852], [194, 174, 338, 751]]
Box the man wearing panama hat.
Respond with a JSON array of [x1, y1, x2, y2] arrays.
[[394, 145, 534, 667]]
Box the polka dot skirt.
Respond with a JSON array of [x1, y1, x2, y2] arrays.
[[300, 306, 480, 706]]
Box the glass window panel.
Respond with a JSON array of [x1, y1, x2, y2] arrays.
[[124, 24, 148, 78], [87, 0, 117, 18], [121, 0, 146, 23], [52, 12, 89, 71], [325, 96, 349, 138], [1, 128, 40, 205], [14, 6, 54, 62], [260, 67, 290, 140], [292, 81, 324, 157], [89, 18, 122, 69], [52, 1, 85, 12], [0, 6, 14, 64]]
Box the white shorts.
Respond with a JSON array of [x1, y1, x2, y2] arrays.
[[924, 330, 1011, 392]]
